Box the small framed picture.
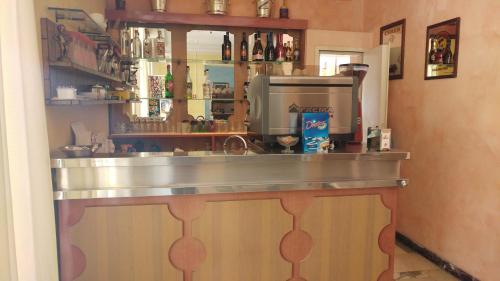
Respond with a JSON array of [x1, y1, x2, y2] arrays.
[[425, 17, 461, 80], [380, 19, 406, 80]]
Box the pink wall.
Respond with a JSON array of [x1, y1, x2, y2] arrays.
[[363, 1, 500, 280]]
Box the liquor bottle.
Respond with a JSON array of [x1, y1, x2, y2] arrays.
[[120, 26, 131, 58], [443, 39, 453, 64], [143, 29, 153, 59], [279, 0, 289, 19], [155, 30, 166, 59], [265, 32, 276, 61], [223, 32, 232, 61], [428, 38, 438, 64], [164, 64, 174, 98], [186, 66, 193, 99], [202, 69, 212, 99], [286, 41, 293, 61], [132, 29, 142, 59], [293, 40, 300, 62], [222, 34, 226, 60], [252, 32, 264, 61], [240, 32, 249, 61], [275, 33, 285, 62]]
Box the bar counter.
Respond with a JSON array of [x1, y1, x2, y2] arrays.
[[53, 148, 410, 281]]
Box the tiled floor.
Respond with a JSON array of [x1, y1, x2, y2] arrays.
[[394, 243, 458, 281]]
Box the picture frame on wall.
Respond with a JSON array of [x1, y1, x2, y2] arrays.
[[425, 17, 461, 80], [380, 19, 406, 80]]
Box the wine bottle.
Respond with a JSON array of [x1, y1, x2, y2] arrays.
[[223, 32, 232, 61], [265, 32, 276, 61], [252, 32, 264, 61], [240, 32, 249, 61], [275, 33, 285, 62], [164, 64, 174, 98], [443, 39, 453, 64]]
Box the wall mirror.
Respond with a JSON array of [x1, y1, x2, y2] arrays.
[[187, 30, 235, 120], [425, 17, 460, 80], [126, 27, 173, 118]]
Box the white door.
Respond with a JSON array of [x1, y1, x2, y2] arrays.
[[362, 45, 390, 144]]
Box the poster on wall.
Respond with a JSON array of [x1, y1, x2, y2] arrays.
[[425, 17, 461, 80], [380, 19, 406, 80]]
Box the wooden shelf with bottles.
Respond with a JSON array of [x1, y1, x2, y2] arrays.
[[105, 9, 308, 31]]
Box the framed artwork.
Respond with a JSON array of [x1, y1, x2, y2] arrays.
[[425, 17, 461, 80], [380, 19, 406, 80]]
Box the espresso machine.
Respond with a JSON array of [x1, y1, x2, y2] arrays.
[[247, 64, 369, 146]]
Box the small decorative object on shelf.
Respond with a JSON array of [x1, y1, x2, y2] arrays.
[[55, 24, 71, 60], [115, 0, 126, 10], [256, 0, 273, 18], [164, 64, 174, 98], [151, 0, 166, 12], [207, 0, 229, 15], [279, 0, 289, 19], [148, 75, 164, 98], [240, 32, 249, 61]]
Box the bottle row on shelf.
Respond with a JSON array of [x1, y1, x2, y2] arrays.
[[120, 28, 301, 64]]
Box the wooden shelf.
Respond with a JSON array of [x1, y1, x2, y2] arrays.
[[105, 9, 308, 30], [110, 132, 249, 139], [49, 60, 122, 83]]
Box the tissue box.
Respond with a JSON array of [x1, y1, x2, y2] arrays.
[[302, 112, 330, 153]]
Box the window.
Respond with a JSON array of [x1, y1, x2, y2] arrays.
[[318, 51, 363, 76]]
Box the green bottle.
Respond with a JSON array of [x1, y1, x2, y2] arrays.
[[164, 64, 174, 98]]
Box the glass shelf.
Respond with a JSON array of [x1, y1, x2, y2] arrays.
[[46, 99, 128, 106], [138, 97, 243, 102], [126, 57, 300, 66]]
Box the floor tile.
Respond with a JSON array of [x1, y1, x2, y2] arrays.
[[395, 253, 439, 273], [426, 269, 459, 281], [395, 245, 409, 255]]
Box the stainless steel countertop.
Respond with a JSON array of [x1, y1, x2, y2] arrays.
[[51, 149, 410, 200], [51, 150, 410, 168]]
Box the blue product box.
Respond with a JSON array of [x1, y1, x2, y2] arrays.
[[302, 112, 330, 153]]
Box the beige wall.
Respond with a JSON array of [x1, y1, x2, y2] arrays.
[[363, 1, 500, 280]]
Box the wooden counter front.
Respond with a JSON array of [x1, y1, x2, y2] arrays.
[[58, 188, 397, 281]]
